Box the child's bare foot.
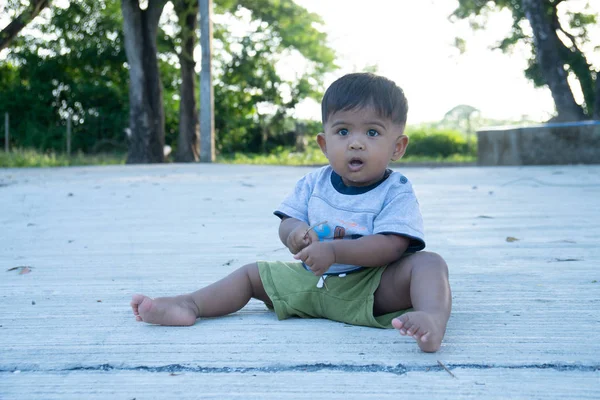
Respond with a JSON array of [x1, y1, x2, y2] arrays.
[[130, 294, 199, 326], [392, 311, 446, 353]]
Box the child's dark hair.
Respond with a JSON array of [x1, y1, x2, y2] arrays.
[[321, 73, 408, 126]]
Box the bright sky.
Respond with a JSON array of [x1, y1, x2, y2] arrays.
[[292, 0, 600, 124]]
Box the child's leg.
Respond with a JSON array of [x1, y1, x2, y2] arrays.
[[130, 263, 270, 326], [373, 251, 451, 352]]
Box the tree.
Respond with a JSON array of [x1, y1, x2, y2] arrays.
[[442, 105, 481, 148], [172, 0, 200, 162], [452, 0, 599, 121], [2, 0, 335, 159], [0, 0, 50, 51], [209, 0, 336, 154], [128, 0, 336, 162], [121, 0, 169, 163], [0, 0, 131, 153]]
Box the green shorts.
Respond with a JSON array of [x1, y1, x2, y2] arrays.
[[257, 261, 410, 328]]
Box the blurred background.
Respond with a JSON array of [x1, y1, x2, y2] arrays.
[[1, 0, 598, 167]]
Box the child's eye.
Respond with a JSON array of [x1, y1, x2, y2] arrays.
[[337, 129, 349, 136], [366, 129, 379, 137]]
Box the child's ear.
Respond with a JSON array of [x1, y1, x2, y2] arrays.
[[317, 133, 328, 157], [391, 134, 409, 161]]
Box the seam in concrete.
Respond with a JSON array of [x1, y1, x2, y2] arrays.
[[2, 363, 599, 375]]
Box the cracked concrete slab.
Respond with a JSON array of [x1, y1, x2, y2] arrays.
[[1, 163, 599, 399], [2, 369, 600, 399]]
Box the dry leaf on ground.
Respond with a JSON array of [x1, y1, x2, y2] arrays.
[[6, 266, 32, 274]]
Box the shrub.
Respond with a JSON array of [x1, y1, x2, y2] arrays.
[[405, 128, 473, 158]]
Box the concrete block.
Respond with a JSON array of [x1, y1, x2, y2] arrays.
[[477, 121, 600, 165]]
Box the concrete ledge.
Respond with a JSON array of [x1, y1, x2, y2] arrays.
[[477, 121, 600, 165]]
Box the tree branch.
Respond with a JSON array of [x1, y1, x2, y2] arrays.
[[550, 2, 595, 116], [522, 0, 585, 121], [550, 4, 582, 54], [146, 0, 169, 37], [0, 0, 50, 51]]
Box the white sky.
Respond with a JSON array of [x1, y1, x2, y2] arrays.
[[291, 0, 600, 124]]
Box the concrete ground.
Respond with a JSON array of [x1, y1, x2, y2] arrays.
[[1, 163, 599, 399]]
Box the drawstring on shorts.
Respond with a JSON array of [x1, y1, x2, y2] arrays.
[[316, 273, 347, 290]]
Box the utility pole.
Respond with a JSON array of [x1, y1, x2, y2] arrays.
[[4, 113, 8, 152], [66, 111, 72, 156], [199, 0, 215, 162]]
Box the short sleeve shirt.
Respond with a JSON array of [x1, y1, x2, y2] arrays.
[[275, 166, 425, 274]]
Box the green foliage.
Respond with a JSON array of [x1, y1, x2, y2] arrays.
[[219, 127, 476, 166], [1, 127, 476, 167], [0, 0, 131, 153], [1, 0, 336, 158], [158, 59, 183, 153], [207, 0, 337, 154], [0, 148, 125, 168], [231, 0, 336, 71], [0, 0, 51, 50], [404, 128, 474, 158], [219, 143, 327, 166]]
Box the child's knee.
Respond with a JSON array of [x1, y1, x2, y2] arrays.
[[243, 263, 269, 301], [409, 251, 448, 277], [242, 262, 259, 272], [242, 262, 260, 282]]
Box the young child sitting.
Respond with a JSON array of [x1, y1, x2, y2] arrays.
[[131, 72, 451, 353]]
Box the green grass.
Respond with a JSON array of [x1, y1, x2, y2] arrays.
[[218, 145, 476, 166], [0, 148, 126, 168], [218, 145, 328, 166], [397, 153, 477, 164], [1, 146, 476, 168]]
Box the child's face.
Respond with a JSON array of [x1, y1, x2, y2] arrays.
[[317, 106, 408, 187]]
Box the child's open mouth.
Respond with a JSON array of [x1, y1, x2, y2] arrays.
[[348, 158, 364, 171]]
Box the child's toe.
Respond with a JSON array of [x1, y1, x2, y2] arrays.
[[391, 318, 404, 330]]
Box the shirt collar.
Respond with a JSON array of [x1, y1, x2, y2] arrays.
[[330, 168, 392, 195]]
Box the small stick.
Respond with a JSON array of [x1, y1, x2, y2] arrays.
[[304, 220, 327, 239], [437, 360, 456, 378]]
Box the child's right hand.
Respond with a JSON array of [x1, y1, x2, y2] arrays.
[[286, 223, 319, 254]]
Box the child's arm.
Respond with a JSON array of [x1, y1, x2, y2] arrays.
[[293, 234, 409, 276], [279, 217, 320, 254]]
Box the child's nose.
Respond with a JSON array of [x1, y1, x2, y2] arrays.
[[349, 138, 365, 150]]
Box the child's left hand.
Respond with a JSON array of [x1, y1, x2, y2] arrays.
[[293, 242, 335, 276]]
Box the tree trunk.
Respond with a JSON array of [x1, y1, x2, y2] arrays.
[[522, 0, 585, 122], [0, 0, 50, 51], [121, 0, 168, 164], [551, 8, 595, 118], [174, 0, 199, 162]]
